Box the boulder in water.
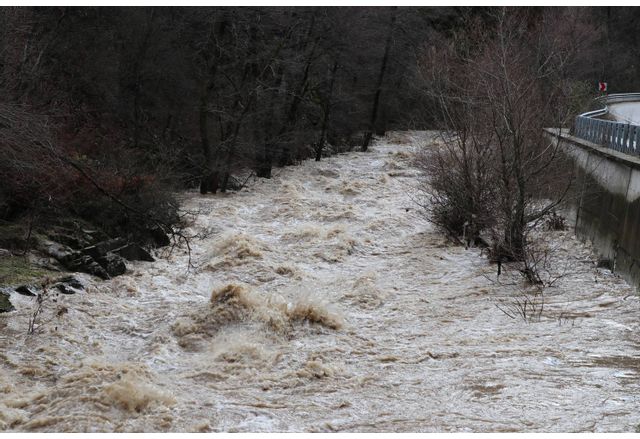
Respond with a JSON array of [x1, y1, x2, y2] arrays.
[[59, 242, 128, 279], [114, 243, 154, 262], [65, 254, 110, 279], [146, 226, 170, 248], [53, 276, 84, 294], [15, 285, 37, 296], [96, 252, 127, 277], [55, 275, 84, 290], [55, 283, 76, 295], [81, 237, 127, 260]]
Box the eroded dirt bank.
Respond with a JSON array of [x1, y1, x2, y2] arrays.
[[2, 132, 640, 432]]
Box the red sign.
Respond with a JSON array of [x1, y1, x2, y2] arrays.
[[599, 82, 608, 92]]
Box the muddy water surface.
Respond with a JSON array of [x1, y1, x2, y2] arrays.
[[2, 132, 640, 432]]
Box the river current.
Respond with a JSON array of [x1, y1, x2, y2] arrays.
[[2, 131, 640, 432]]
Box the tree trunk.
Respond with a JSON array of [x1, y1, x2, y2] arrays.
[[257, 63, 284, 178], [316, 61, 339, 162], [256, 160, 272, 178], [131, 8, 155, 149], [199, 91, 213, 194], [274, 15, 319, 168], [362, 6, 397, 152], [198, 18, 226, 194]]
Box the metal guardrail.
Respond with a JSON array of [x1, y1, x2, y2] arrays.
[[574, 94, 640, 155], [597, 92, 640, 105]]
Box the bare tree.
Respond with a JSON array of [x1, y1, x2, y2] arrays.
[[362, 6, 397, 151], [416, 7, 593, 278]]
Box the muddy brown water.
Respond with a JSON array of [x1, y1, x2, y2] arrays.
[[2, 131, 640, 432]]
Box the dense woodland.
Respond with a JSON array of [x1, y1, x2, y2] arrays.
[[0, 6, 637, 254]]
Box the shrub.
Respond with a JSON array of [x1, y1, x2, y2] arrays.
[[0, 102, 182, 247]]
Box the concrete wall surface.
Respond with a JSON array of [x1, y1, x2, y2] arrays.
[[545, 128, 640, 289]]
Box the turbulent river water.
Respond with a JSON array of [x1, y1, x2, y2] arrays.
[[2, 131, 640, 432]]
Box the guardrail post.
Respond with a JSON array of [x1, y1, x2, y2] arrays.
[[584, 118, 590, 141], [576, 116, 584, 136], [576, 117, 582, 137], [598, 120, 605, 144], [618, 123, 625, 151], [609, 123, 615, 149]]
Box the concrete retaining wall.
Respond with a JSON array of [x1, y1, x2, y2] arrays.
[[546, 128, 640, 289]]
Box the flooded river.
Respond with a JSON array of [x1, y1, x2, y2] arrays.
[[2, 132, 640, 432]]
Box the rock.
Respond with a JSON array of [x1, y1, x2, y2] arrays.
[[55, 276, 84, 290], [0, 249, 11, 258], [65, 255, 110, 279], [63, 249, 126, 279], [15, 285, 37, 296], [82, 237, 127, 260], [98, 237, 128, 253], [55, 283, 77, 295], [39, 240, 75, 261], [47, 231, 90, 249], [113, 244, 154, 262], [81, 245, 101, 260], [147, 226, 170, 248], [597, 258, 613, 270], [81, 228, 109, 243], [0, 291, 14, 313], [52, 276, 84, 295], [96, 252, 127, 277]]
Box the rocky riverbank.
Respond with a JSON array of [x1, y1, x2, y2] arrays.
[[0, 217, 169, 313]]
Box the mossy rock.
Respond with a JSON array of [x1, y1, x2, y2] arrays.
[[0, 256, 58, 287], [0, 291, 14, 313]]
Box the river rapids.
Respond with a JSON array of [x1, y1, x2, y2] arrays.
[[2, 131, 640, 432]]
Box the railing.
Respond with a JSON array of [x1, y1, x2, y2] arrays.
[[573, 94, 640, 156], [599, 92, 640, 105]]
